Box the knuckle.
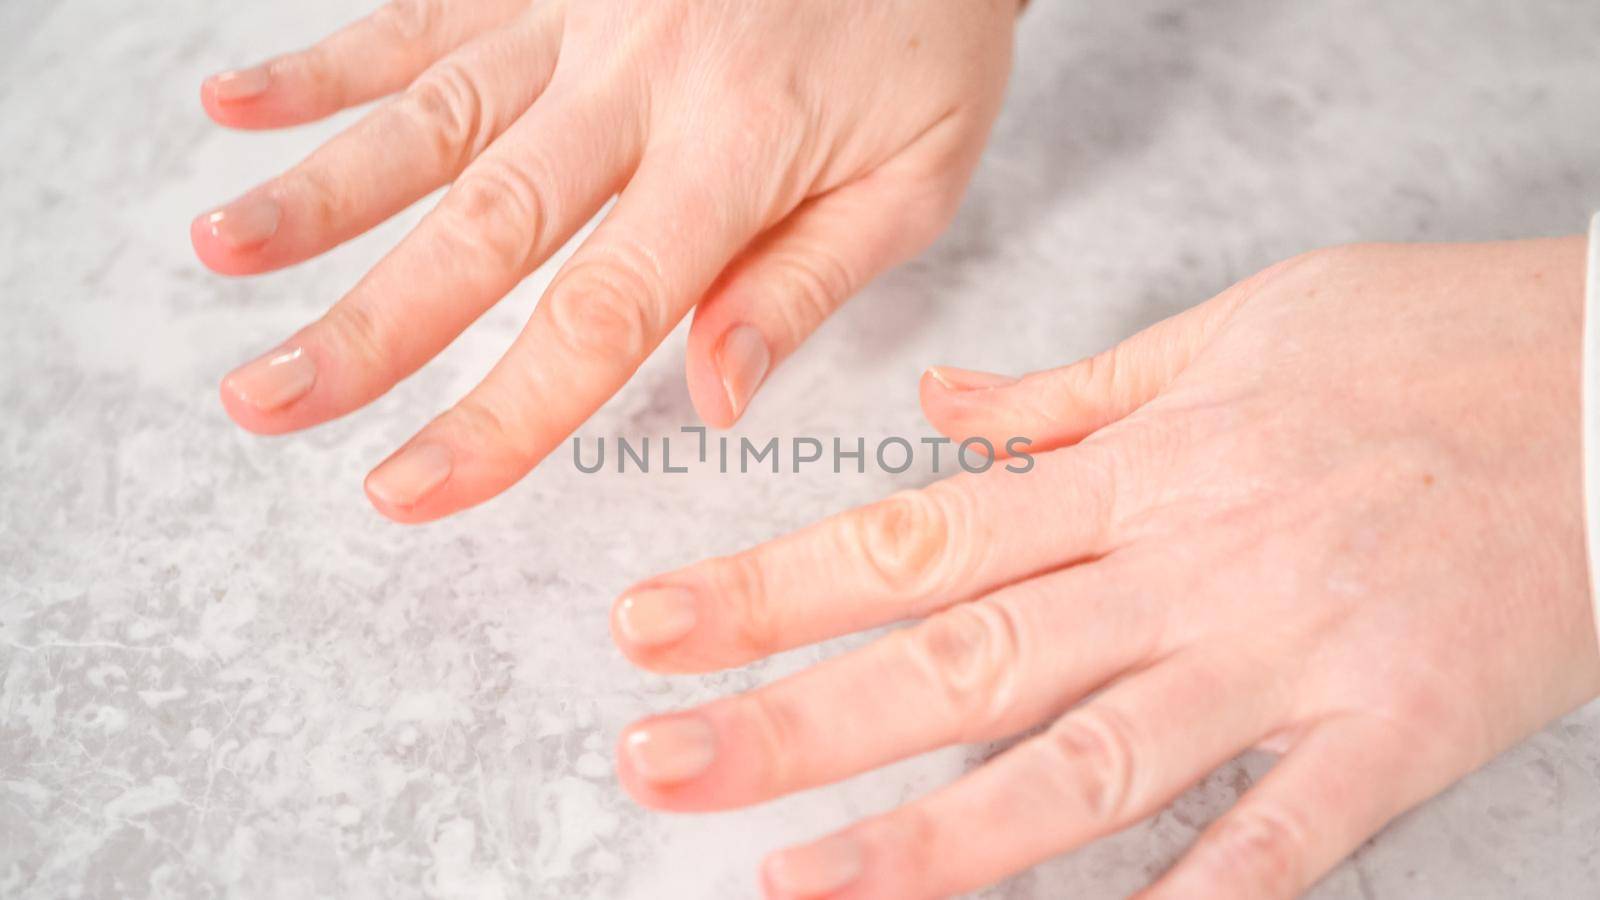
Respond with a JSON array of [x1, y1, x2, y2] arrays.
[[1059, 440, 1125, 544], [882, 803, 941, 882], [403, 62, 489, 166], [1058, 344, 1137, 421], [544, 257, 661, 362], [1041, 707, 1139, 825], [1206, 809, 1308, 895], [286, 163, 356, 236], [764, 249, 852, 346], [712, 552, 782, 658], [1012, 385, 1071, 434], [287, 44, 347, 111], [742, 689, 805, 794], [443, 396, 524, 459], [374, 0, 441, 42], [905, 602, 1024, 740], [843, 485, 971, 599], [1076, 346, 1121, 401], [440, 157, 551, 273], [706, 86, 809, 188], [318, 301, 391, 373]]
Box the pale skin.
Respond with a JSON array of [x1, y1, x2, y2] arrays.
[[611, 240, 1600, 898], [197, 4, 1600, 898], [195, 0, 1018, 523]]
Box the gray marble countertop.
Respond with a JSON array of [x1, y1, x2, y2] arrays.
[[4, 0, 1600, 897]]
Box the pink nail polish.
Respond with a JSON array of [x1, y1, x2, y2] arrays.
[[764, 835, 865, 897], [209, 66, 271, 103], [201, 194, 281, 251], [616, 587, 698, 647], [224, 347, 316, 412], [366, 444, 453, 509], [926, 366, 1019, 392], [623, 716, 716, 784], [716, 324, 770, 420]]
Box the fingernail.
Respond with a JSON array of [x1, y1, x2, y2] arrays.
[[927, 366, 1019, 392], [200, 194, 281, 251], [366, 443, 453, 509], [764, 835, 865, 898], [616, 587, 698, 648], [716, 324, 770, 419], [224, 346, 316, 411], [209, 65, 271, 103], [623, 716, 716, 784]]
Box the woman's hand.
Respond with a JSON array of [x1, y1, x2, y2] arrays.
[[610, 239, 1600, 898], [196, 0, 1017, 522]]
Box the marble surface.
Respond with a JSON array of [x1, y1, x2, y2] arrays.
[[4, 0, 1600, 897]]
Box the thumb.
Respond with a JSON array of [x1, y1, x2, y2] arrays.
[[919, 260, 1292, 453], [684, 173, 959, 428]]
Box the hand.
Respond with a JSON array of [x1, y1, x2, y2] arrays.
[[195, 0, 1018, 522], [609, 239, 1600, 898]]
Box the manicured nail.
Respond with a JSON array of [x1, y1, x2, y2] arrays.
[[764, 835, 865, 898], [224, 346, 316, 412], [209, 65, 271, 103], [200, 194, 281, 251], [716, 324, 770, 419], [927, 366, 1019, 392], [366, 443, 453, 509], [623, 716, 716, 784], [616, 587, 698, 648]]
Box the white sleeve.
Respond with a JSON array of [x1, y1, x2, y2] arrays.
[[1582, 213, 1600, 649]]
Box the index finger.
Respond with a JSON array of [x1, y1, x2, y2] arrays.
[[362, 147, 771, 521], [610, 441, 1125, 673]]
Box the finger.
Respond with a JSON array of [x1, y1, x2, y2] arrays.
[[194, 6, 563, 276], [920, 252, 1317, 454], [219, 83, 636, 438], [362, 148, 771, 522], [201, 0, 534, 130], [759, 651, 1282, 900], [611, 441, 1120, 673], [615, 560, 1164, 811], [684, 174, 959, 427], [1138, 718, 1444, 900]]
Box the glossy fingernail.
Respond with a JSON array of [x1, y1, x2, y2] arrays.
[[224, 346, 316, 411], [200, 194, 281, 251], [209, 65, 271, 102], [623, 716, 716, 784], [764, 835, 865, 898], [927, 366, 1019, 392], [616, 587, 698, 647], [366, 443, 453, 509], [716, 324, 770, 420]]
